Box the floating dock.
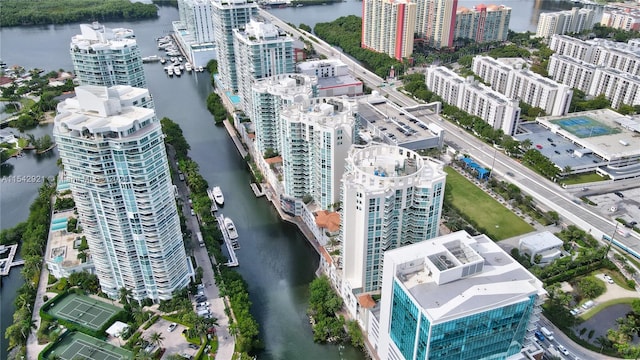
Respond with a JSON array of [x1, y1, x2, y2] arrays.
[[250, 183, 265, 197], [216, 214, 239, 267], [0, 244, 25, 276]]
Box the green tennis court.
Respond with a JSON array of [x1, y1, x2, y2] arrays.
[[46, 293, 120, 331], [44, 332, 132, 360]]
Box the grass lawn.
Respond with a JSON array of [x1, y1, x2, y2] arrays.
[[444, 167, 534, 240], [562, 172, 607, 185]]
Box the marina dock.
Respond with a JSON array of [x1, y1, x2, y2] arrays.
[[250, 183, 265, 197], [216, 214, 239, 267], [0, 244, 25, 276]]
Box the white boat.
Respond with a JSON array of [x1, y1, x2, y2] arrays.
[[178, 64, 185, 71], [212, 186, 224, 206], [198, 66, 204, 72], [142, 55, 161, 63], [185, 62, 192, 72], [167, 67, 174, 76], [160, 58, 166, 64], [174, 67, 181, 76], [224, 217, 239, 240], [178, 57, 184, 62]]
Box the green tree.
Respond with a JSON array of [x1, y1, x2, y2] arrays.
[[148, 331, 164, 349]]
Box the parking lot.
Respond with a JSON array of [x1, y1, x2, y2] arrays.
[[586, 187, 640, 229], [143, 318, 198, 360]]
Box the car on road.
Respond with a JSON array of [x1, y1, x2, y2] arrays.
[[614, 191, 624, 198], [534, 330, 545, 341], [167, 323, 178, 332], [190, 209, 195, 216], [557, 344, 570, 356], [506, 172, 514, 177]]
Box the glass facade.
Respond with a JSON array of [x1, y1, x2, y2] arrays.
[[389, 280, 537, 360]]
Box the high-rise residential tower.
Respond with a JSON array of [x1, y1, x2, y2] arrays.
[[70, 22, 146, 88], [455, 4, 511, 43], [375, 231, 546, 360], [280, 98, 357, 209], [361, 0, 417, 60], [53, 85, 192, 301], [415, 0, 458, 49], [211, 0, 259, 92], [178, 0, 215, 44], [340, 144, 446, 315], [233, 19, 295, 113], [251, 73, 318, 157]]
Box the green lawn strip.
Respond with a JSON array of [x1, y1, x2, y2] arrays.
[[562, 172, 607, 185], [578, 297, 636, 321], [444, 167, 534, 240]]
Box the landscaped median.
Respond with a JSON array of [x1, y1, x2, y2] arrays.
[[444, 167, 534, 240]]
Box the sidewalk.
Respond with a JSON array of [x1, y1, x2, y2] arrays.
[[25, 266, 54, 359]]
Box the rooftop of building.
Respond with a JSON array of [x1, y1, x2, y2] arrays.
[[252, 73, 318, 98], [536, 109, 640, 160], [297, 59, 347, 71], [281, 97, 357, 126], [54, 85, 156, 137], [387, 231, 545, 322], [518, 231, 564, 251], [346, 144, 446, 184], [457, 4, 511, 13], [315, 210, 340, 233], [71, 22, 137, 48], [316, 75, 362, 90], [235, 19, 290, 43]]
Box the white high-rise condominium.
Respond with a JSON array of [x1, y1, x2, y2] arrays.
[[211, 0, 259, 92], [70, 22, 146, 88], [251, 74, 318, 157], [415, 0, 458, 49], [340, 144, 446, 316], [178, 0, 215, 44], [233, 19, 295, 113], [280, 98, 357, 209], [53, 85, 191, 301]]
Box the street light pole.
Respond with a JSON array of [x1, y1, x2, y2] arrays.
[[489, 146, 498, 180], [604, 222, 619, 259]]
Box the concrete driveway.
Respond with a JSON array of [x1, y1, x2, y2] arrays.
[[143, 317, 197, 359]]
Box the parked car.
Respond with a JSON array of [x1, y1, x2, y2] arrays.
[[188, 344, 200, 350], [534, 330, 545, 341], [557, 345, 570, 355], [167, 323, 178, 332], [198, 301, 210, 307]]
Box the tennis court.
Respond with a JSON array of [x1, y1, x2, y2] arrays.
[[46, 293, 121, 331], [551, 116, 620, 138], [44, 332, 132, 360]]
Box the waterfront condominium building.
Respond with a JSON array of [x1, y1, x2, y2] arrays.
[[174, 0, 217, 67], [178, 0, 215, 44], [251, 73, 318, 157], [454, 4, 511, 44], [373, 230, 546, 360], [415, 0, 458, 49], [211, 0, 259, 92], [233, 19, 295, 113], [425, 65, 521, 135], [53, 85, 192, 301], [535, 7, 596, 39], [361, 0, 416, 60], [472, 56, 573, 116], [280, 97, 357, 210], [340, 144, 447, 317], [70, 22, 146, 88]]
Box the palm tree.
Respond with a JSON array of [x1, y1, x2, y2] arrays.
[[149, 331, 165, 349], [132, 306, 150, 325], [119, 287, 132, 305], [19, 318, 37, 339], [520, 138, 532, 151]]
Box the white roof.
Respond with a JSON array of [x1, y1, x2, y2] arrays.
[[106, 321, 129, 337], [519, 231, 563, 252]]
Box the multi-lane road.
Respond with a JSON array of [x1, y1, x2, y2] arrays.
[[263, 9, 640, 258]]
